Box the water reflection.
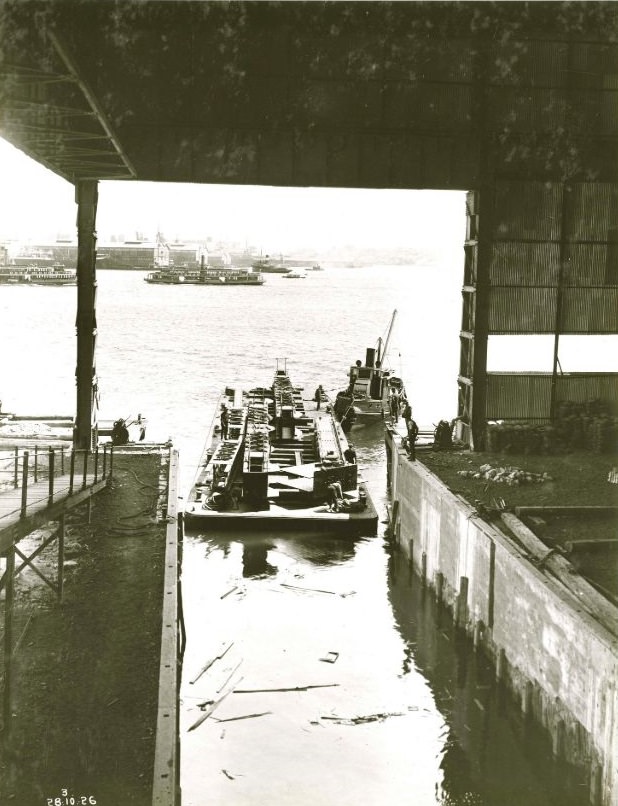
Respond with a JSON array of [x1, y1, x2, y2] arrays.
[[387, 547, 590, 806], [241, 540, 277, 578], [180, 525, 593, 806], [193, 529, 363, 568]]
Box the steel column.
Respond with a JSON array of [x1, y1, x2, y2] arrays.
[[74, 180, 99, 451]]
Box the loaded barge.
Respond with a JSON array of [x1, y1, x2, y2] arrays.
[[184, 364, 377, 535]]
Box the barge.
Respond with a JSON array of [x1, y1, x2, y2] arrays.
[[184, 363, 378, 535]]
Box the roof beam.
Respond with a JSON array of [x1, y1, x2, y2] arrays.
[[48, 29, 137, 179]]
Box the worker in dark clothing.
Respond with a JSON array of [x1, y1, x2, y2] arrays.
[[220, 405, 229, 439], [406, 418, 419, 460], [314, 385, 324, 410], [389, 390, 400, 422], [111, 418, 130, 446], [402, 400, 412, 428], [344, 445, 357, 464]]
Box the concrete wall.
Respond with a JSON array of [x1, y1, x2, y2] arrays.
[[387, 431, 618, 806]]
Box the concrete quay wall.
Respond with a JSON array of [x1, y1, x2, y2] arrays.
[[387, 432, 618, 806]]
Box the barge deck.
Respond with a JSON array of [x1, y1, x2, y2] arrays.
[[184, 366, 378, 535]]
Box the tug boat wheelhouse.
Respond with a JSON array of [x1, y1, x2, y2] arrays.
[[333, 309, 406, 431], [184, 363, 377, 535]]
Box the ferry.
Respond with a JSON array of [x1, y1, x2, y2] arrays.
[[184, 362, 378, 535], [0, 264, 76, 285], [144, 266, 264, 285], [333, 309, 406, 430]]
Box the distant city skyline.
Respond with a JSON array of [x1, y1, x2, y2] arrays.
[[0, 138, 466, 255]]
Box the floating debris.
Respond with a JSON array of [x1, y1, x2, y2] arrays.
[[319, 651, 339, 664], [321, 711, 404, 725], [190, 642, 234, 685], [217, 660, 243, 693], [188, 678, 244, 732], [234, 683, 339, 694], [281, 582, 356, 597], [214, 711, 272, 723]]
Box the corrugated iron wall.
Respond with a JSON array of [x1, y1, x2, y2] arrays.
[[486, 180, 618, 336], [486, 373, 618, 420]]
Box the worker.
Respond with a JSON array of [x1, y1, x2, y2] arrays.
[[406, 418, 419, 460], [344, 445, 357, 464], [111, 418, 129, 446], [220, 405, 229, 438], [326, 481, 344, 512]]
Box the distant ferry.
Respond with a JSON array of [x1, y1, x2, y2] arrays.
[[0, 265, 76, 285], [144, 266, 264, 285]]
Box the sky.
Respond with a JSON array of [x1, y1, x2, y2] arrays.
[[0, 138, 465, 253]]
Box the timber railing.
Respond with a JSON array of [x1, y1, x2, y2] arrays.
[[0, 445, 112, 521]]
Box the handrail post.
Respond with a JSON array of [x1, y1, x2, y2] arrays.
[[69, 449, 75, 495], [109, 445, 114, 479], [82, 448, 89, 489], [94, 446, 99, 484], [102, 444, 108, 479], [13, 447, 18, 488], [61, 445, 66, 475], [20, 451, 29, 519], [48, 448, 55, 506], [34, 445, 38, 483]]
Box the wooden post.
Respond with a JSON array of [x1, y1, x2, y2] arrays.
[[456, 576, 469, 627], [74, 179, 99, 451], [20, 451, 29, 519], [435, 571, 444, 603], [102, 444, 107, 479], [13, 447, 18, 488], [94, 446, 99, 484], [48, 448, 55, 506], [82, 449, 88, 489], [58, 514, 65, 601], [34, 444, 39, 483], [473, 620, 483, 651], [69, 449, 75, 495]]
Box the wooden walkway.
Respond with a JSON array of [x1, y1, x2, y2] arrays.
[[0, 470, 110, 552]]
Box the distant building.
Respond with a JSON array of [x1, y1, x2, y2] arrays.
[[19, 236, 203, 270]]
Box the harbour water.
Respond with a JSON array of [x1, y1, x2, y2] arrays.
[[0, 265, 591, 805]]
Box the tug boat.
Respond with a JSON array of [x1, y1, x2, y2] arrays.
[[281, 268, 307, 279], [250, 256, 291, 274], [333, 309, 406, 431], [184, 362, 378, 535]]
